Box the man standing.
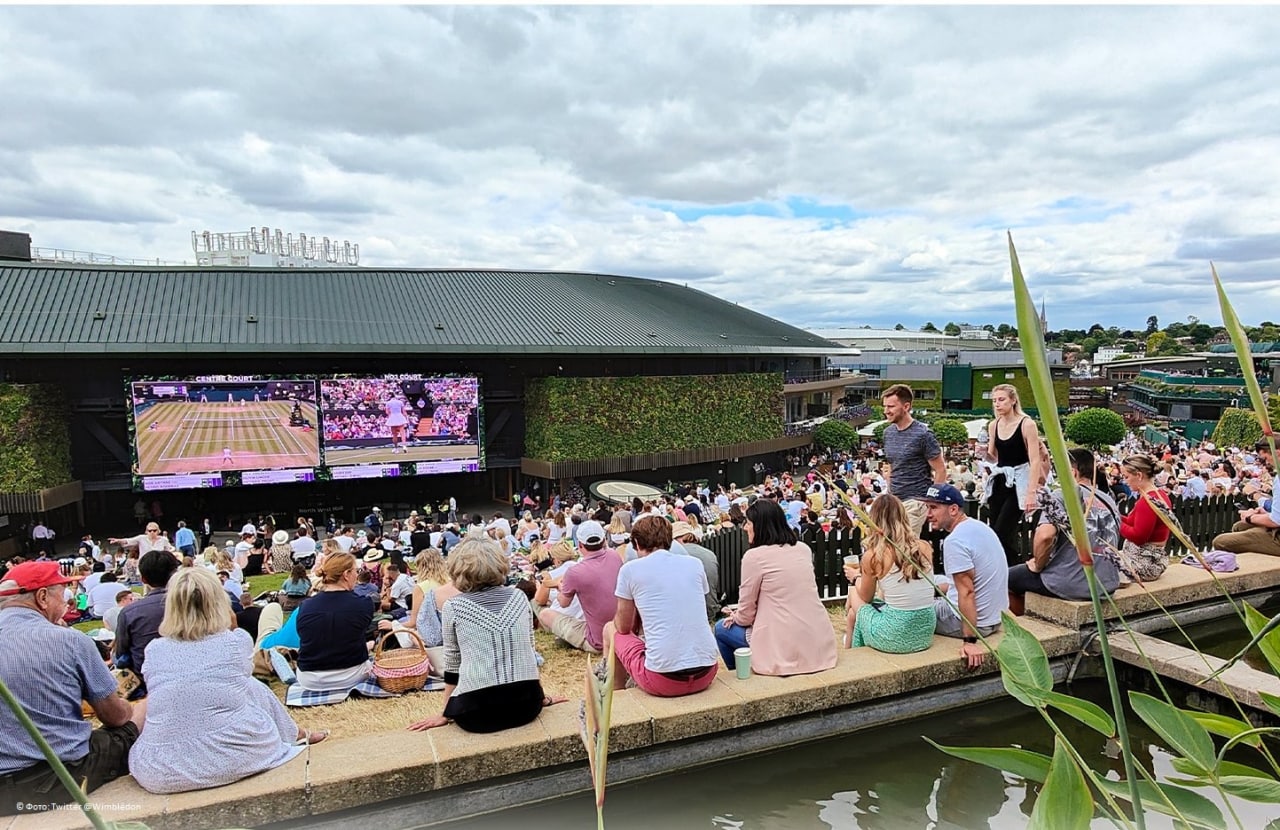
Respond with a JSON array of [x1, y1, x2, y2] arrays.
[[603, 516, 719, 697], [365, 507, 383, 538], [881, 384, 947, 536], [548, 520, 622, 655], [31, 519, 53, 557], [921, 484, 1008, 669], [173, 520, 196, 558], [109, 522, 177, 559], [0, 562, 146, 814], [1213, 441, 1280, 556]]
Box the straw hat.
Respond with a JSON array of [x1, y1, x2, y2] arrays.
[[272, 530, 290, 546]]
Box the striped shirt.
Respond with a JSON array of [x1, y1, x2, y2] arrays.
[[441, 586, 539, 695], [0, 607, 119, 774]]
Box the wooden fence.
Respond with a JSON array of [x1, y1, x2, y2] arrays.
[[702, 494, 1245, 604]]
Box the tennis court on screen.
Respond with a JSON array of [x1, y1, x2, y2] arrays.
[[134, 401, 320, 475]]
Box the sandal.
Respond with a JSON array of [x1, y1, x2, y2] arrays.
[[297, 729, 330, 746]]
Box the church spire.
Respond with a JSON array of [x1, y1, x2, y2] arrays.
[[1038, 296, 1047, 336]]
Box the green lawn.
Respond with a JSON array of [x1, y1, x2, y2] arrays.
[[72, 573, 286, 633]]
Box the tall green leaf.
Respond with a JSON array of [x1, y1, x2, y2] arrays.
[[1097, 779, 1227, 830], [1028, 736, 1093, 830], [1171, 757, 1272, 781], [1034, 687, 1116, 737], [1244, 604, 1280, 678], [922, 738, 1051, 783], [1260, 690, 1280, 718], [1186, 712, 1263, 749], [1129, 692, 1217, 774], [1219, 775, 1280, 803], [1212, 264, 1275, 458], [997, 612, 1053, 707]]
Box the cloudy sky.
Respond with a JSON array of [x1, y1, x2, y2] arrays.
[[3, 5, 1280, 332]]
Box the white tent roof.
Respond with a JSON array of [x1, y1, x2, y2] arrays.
[[858, 419, 889, 437]]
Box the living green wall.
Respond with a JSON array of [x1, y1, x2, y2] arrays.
[[969, 368, 1069, 412], [524, 373, 783, 462], [0, 384, 73, 491]]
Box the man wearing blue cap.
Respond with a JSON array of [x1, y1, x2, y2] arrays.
[[920, 483, 1008, 669]]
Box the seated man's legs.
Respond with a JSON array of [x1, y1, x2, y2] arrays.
[[1006, 563, 1049, 616], [255, 601, 284, 649], [538, 607, 598, 654], [607, 624, 716, 697], [934, 596, 1000, 638], [1212, 526, 1280, 557]]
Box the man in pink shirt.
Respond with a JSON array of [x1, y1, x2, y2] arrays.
[[550, 520, 621, 654]]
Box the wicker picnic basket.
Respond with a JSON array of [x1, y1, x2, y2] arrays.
[[371, 629, 431, 693]]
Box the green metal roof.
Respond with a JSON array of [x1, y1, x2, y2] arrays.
[[0, 264, 842, 356], [1208, 342, 1280, 354]]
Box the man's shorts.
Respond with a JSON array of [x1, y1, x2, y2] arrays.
[[613, 632, 716, 698], [933, 597, 1001, 639], [0, 722, 138, 815], [903, 499, 929, 538]]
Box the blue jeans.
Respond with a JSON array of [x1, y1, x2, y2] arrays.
[[714, 622, 750, 669]]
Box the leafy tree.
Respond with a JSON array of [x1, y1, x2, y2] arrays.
[[894, 323, 906, 331], [1063, 407, 1126, 449], [1211, 408, 1263, 449], [1145, 315, 1159, 334], [873, 420, 890, 443], [921, 322, 939, 333], [1088, 323, 1104, 335], [812, 419, 858, 453], [929, 417, 969, 446], [944, 322, 961, 336], [1145, 331, 1167, 354]]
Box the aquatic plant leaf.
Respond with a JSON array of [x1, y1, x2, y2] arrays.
[[1219, 760, 1274, 779], [1219, 775, 1280, 803], [1213, 264, 1274, 447], [1097, 779, 1227, 830], [1243, 604, 1280, 678], [997, 612, 1052, 707], [1185, 711, 1263, 748], [1128, 692, 1217, 774], [1167, 757, 1271, 782], [1033, 687, 1116, 736], [922, 738, 1050, 783], [1028, 736, 1092, 830], [1260, 691, 1280, 718]]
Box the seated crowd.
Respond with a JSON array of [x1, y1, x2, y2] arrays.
[[2, 428, 1275, 814]]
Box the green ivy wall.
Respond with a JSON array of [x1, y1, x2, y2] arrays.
[[524, 373, 784, 462], [0, 384, 73, 491]]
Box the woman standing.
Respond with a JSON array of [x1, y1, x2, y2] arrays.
[[406, 538, 564, 733], [715, 500, 838, 676], [982, 384, 1042, 566], [129, 568, 324, 794], [384, 391, 410, 455], [1118, 454, 1173, 583], [842, 495, 937, 653], [294, 552, 374, 692]]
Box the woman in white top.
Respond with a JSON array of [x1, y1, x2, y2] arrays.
[[843, 494, 937, 654], [384, 394, 409, 454], [544, 511, 567, 544]]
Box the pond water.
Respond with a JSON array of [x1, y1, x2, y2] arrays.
[[1156, 599, 1280, 674], [442, 679, 1278, 830]]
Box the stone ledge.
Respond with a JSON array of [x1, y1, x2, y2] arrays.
[[8, 619, 1078, 830], [1108, 630, 1280, 713], [1026, 552, 1280, 629]]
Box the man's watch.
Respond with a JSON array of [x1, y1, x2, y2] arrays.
[[963, 636, 978, 645]]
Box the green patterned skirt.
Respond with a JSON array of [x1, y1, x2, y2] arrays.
[[852, 600, 936, 654]]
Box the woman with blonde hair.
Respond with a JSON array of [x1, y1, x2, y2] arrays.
[[128, 568, 325, 794], [407, 537, 564, 733], [213, 549, 243, 584], [293, 552, 375, 692], [842, 494, 936, 653], [982, 383, 1043, 566], [1118, 453, 1173, 583]]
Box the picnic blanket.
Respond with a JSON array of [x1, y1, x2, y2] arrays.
[[285, 675, 443, 707]]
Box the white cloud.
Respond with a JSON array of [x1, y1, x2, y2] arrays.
[[2, 5, 1279, 331]]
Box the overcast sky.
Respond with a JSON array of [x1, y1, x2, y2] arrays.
[[4, 5, 1280, 333]]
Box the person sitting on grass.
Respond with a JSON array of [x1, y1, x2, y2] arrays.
[[114, 550, 182, 688], [602, 516, 720, 698], [279, 562, 313, 615], [294, 553, 374, 693], [128, 567, 325, 795], [407, 538, 566, 733], [842, 494, 937, 654], [531, 540, 595, 652]]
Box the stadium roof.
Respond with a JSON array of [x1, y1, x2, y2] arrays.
[[0, 264, 842, 356]]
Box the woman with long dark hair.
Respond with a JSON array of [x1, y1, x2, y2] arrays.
[[715, 500, 837, 676]]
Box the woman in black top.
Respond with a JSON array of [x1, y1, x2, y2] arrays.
[[983, 384, 1042, 566], [294, 552, 375, 692]]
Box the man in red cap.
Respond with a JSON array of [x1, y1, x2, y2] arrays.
[[0, 561, 146, 815]]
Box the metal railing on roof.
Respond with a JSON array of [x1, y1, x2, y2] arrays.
[[31, 247, 195, 267]]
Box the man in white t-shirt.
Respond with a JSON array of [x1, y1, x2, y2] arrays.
[[922, 484, 1008, 670], [234, 525, 256, 570], [289, 528, 317, 564], [334, 526, 356, 553], [603, 516, 719, 697], [88, 573, 126, 619]]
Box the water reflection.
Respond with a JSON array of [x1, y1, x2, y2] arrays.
[[442, 679, 1275, 830]]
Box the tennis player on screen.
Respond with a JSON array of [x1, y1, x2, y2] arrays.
[[385, 390, 410, 454]]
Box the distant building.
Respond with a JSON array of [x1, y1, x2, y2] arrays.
[[1095, 347, 1143, 364]]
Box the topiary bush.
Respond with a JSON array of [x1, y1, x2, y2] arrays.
[[1063, 407, 1126, 449], [929, 417, 970, 446], [0, 384, 73, 491], [813, 419, 858, 453], [524, 373, 783, 462], [1212, 407, 1264, 448]]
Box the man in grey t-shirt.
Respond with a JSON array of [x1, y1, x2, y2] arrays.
[[881, 383, 946, 535]]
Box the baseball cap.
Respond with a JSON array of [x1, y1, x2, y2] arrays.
[[919, 484, 966, 508], [241, 523, 258, 536], [372, 506, 382, 513], [576, 520, 606, 547], [0, 561, 82, 596]]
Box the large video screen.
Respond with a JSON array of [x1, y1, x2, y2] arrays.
[[129, 376, 320, 491], [319, 375, 483, 477]]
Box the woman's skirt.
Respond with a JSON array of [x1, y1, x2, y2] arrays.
[[443, 679, 544, 733], [1118, 539, 1168, 583], [852, 601, 936, 654]]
